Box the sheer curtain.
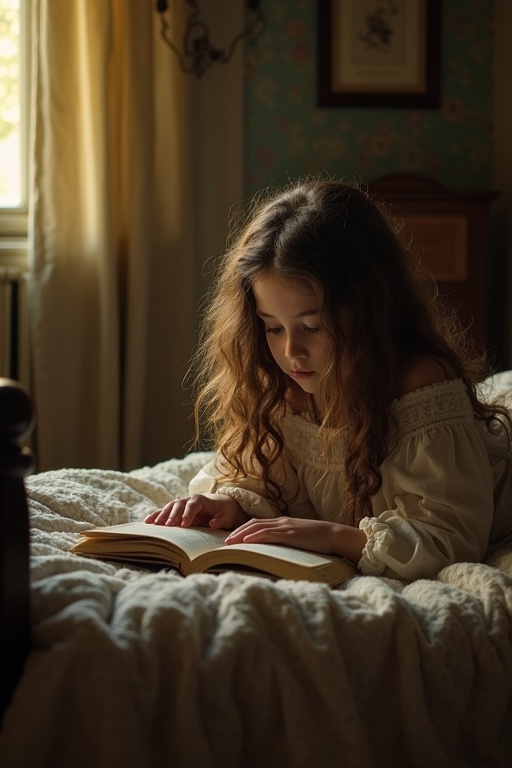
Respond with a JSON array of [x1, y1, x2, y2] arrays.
[[29, 0, 244, 471]]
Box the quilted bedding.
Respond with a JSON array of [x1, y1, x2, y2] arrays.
[[0, 448, 511, 768]]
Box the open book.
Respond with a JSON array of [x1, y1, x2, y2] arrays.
[[71, 522, 358, 587]]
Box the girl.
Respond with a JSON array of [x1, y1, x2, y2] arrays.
[[145, 178, 512, 581]]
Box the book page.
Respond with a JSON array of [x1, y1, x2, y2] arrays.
[[219, 541, 340, 567], [194, 540, 357, 584], [80, 523, 228, 561]]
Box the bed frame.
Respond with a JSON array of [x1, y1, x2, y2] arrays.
[[0, 378, 33, 720], [368, 173, 498, 355]]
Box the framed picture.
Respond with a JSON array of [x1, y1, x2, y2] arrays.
[[317, 0, 440, 108]]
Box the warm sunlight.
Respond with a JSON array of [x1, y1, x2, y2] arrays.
[[0, 0, 22, 207]]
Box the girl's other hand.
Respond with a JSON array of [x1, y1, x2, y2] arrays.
[[224, 516, 338, 553], [224, 516, 367, 564], [144, 493, 246, 530]]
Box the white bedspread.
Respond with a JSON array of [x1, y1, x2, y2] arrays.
[[1, 451, 512, 768]]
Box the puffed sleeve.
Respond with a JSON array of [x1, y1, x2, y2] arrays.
[[358, 423, 495, 580], [188, 451, 316, 520]]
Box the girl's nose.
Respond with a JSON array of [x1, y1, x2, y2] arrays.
[[285, 334, 306, 359]]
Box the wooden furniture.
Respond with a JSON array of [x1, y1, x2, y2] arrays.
[[369, 174, 499, 355], [0, 379, 33, 721]]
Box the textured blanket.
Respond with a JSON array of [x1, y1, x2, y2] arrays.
[[1, 452, 512, 768]]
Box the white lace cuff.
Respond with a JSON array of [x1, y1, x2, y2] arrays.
[[358, 517, 395, 575], [215, 486, 276, 518]]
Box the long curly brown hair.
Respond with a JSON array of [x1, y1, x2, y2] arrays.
[[189, 178, 509, 524]]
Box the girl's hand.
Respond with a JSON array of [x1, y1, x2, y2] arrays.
[[225, 516, 367, 564], [144, 493, 247, 530]]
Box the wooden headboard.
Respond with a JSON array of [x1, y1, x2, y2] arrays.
[[0, 379, 33, 720], [369, 174, 499, 355]]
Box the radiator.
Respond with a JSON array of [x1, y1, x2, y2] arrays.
[[0, 268, 30, 388]]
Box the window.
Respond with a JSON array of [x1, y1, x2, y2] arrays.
[[0, 0, 28, 263], [0, 0, 29, 385]]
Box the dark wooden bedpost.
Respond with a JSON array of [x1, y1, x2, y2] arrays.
[[0, 378, 34, 722]]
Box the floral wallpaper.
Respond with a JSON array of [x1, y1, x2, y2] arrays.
[[243, 0, 494, 199]]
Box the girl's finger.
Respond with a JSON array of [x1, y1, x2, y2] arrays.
[[180, 495, 207, 527], [147, 499, 184, 526], [226, 517, 283, 543], [164, 499, 189, 526], [145, 505, 173, 525]]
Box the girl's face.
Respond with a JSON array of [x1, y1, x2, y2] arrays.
[[252, 272, 329, 395]]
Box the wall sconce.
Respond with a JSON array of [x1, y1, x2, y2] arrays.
[[155, 0, 266, 78]]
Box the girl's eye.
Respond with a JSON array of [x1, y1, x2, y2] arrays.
[[265, 325, 320, 335]]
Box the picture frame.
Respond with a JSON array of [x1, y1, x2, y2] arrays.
[[317, 0, 440, 108]]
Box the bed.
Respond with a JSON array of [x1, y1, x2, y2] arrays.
[[1, 375, 512, 768]]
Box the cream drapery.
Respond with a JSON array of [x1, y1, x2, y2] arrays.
[[29, 0, 244, 471]]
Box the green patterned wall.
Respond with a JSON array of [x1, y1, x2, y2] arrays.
[[244, 0, 494, 199]]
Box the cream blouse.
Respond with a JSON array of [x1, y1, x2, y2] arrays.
[[189, 379, 512, 581]]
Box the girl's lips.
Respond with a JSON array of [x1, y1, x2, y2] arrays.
[[290, 370, 314, 380]]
